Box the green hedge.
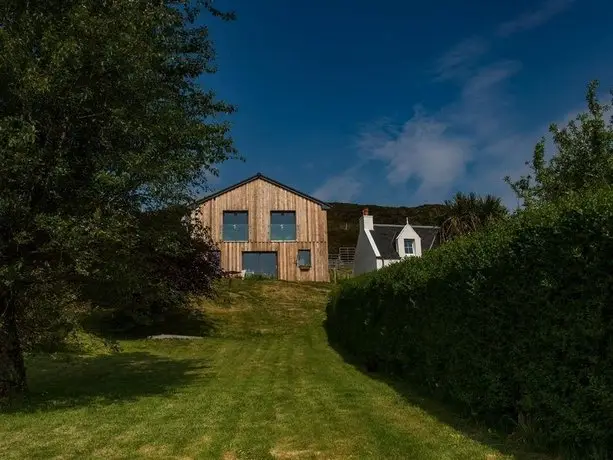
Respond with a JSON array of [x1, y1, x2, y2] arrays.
[[325, 190, 613, 456]]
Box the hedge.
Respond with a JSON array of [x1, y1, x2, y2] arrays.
[[325, 189, 613, 457]]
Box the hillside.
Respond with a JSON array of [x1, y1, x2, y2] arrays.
[[327, 202, 447, 255]]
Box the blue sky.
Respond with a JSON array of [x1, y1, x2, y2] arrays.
[[201, 0, 613, 207]]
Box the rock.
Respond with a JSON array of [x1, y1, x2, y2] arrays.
[[146, 334, 204, 340]]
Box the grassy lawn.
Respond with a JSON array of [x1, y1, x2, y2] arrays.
[[0, 280, 550, 459]]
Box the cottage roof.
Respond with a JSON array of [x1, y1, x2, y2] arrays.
[[370, 224, 441, 260]]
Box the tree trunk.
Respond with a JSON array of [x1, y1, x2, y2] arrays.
[[0, 293, 27, 399]]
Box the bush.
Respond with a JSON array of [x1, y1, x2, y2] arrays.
[[325, 189, 613, 457], [17, 281, 120, 354], [79, 206, 223, 336], [17, 282, 82, 353]]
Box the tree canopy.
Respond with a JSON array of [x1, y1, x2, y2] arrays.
[[439, 192, 508, 242], [506, 80, 613, 207], [0, 0, 236, 398]]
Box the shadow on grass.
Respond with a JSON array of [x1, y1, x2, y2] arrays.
[[325, 335, 553, 460], [2, 351, 209, 414], [83, 306, 219, 340]]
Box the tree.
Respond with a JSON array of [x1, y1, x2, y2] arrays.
[[80, 206, 224, 334], [506, 80, 613, 207], [0, 0, 236, 398], [439, 192, 508, 242]]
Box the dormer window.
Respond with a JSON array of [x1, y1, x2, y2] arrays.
[[403, 238, 415, 256]]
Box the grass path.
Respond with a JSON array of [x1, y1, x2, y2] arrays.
[[0, 281, 549, 459]]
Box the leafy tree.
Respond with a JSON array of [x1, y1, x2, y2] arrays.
[[439, 192, 508, 242], [0, 0, 236, 398], [506, 80, 613, 206], [80, 206, 224, 334]]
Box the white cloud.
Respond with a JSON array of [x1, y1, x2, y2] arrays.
[[313, 0, 578, 206], [461, 60, 522, 96], [356, 61, 527, 204], [311, 171, 362, 202], [434, 0, 574, 81], [312, 61, 537, 206], [497, 0, 575, 37], [433, 37, 490, 81], [358, 111, 471, 196]]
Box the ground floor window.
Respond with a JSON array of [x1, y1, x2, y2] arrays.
[[242, 251, 278, 278], [297, 249, 311, 268]]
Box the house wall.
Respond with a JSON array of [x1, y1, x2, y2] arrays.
[[378, 259, 402, 269], [395, 225, 423, 257], [353, 230, 378, 275], [195, 178, 329, 282]]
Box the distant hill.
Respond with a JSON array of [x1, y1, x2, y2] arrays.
[[327, 202, 447, 255]]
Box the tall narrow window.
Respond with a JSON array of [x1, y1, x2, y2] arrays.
[[404, 238, 415, 255], [297, 249, 311, 268], [223, 211, 248, 241], [270, 211, 296, 241]]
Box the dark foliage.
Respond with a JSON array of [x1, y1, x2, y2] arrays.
[[326, 189, 613, 457], [0, 0, 235, 396], [440, 192, 508, 242], [16, 281, 82, 353], [86, 207, 223, 335]]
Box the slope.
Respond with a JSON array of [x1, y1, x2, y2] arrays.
[[0, 280, 548, 459]]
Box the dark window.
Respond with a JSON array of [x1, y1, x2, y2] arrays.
[[242, 252, 277, 278], [297, 249, 311, 267], [270, 211, 296, 241], [223, 211, 248, 241], [404, 238, 415, 255]]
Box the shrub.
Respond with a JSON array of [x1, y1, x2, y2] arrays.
[[17, 282, 82, 353], [79, 206, 223, 336], [326, 189, 613, 457]]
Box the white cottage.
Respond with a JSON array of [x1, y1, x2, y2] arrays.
[[353, 208, 441, 275]]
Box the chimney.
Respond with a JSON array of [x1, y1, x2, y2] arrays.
[[360, 208, 374, 231]]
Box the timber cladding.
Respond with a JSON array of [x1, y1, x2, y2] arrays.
[[194, 175, 330, 282]]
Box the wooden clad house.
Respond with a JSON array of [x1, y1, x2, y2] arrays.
[[193, 173, 330, 282]]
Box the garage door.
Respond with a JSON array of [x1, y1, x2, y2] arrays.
[[242, 252, 278, 279]]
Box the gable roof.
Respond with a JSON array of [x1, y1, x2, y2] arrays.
[[370, 224, 403, 260], [370, 223, 441, 260], [413, 225, 441, 250], [192, 173, 331, 209]]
